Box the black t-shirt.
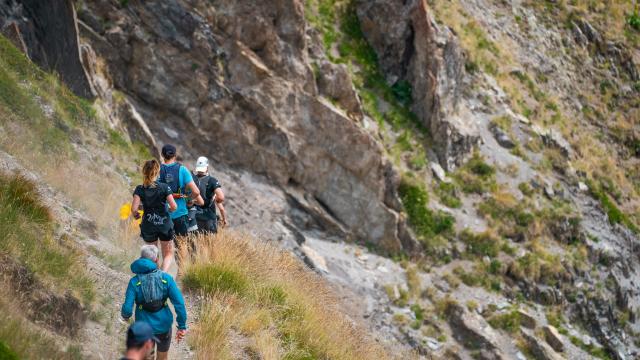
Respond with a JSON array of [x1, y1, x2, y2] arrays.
[[193, 174, 221, 221], [133, 182, 173, 232]]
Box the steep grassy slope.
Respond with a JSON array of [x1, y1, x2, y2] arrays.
[[181, 232, 390, 359], [0, 35, 99, 358]]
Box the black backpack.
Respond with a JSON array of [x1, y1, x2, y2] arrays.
[[194, 173, 214, 208], [159, 163, 183, 195]]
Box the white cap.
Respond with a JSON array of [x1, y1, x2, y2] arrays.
[[195, 156, 209, 172]]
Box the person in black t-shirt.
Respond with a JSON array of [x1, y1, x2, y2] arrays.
[[191, 156, 227, 234], [131, 159, 178, 271]]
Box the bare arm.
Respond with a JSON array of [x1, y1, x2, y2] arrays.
[[214, 188, 227, 226], [186, 181, 204, 206], [131, 195, 141, 219], [166, 194, 177, 212]]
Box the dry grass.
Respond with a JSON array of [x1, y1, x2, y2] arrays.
[[180, 231, 390, 360], [0, 291, 79, 360]]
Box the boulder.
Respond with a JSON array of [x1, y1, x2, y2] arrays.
[[447, 304, 508, 359], [517, 309, 537, 329], [299, 244, 329, 273], [430, 162, 447, 182], [578, 182, 588, 192], [316, 61, 364, 121], [357, 0, 480, 170], [521, 329, 564, 360], [490, 124, 516, 149], [543, 325, 565, 352], [531, 125, 573, 157]]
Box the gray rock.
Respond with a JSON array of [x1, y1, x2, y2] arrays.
[[430, 162, 448, 182], [517, 309, 537, 329], [316, 60, 364, 121], [425, 337, 442, 351], [544, 183, 555, 199], [447, 304, 508, 359], [543, 325, 565, 352], [506, 108, 530, 124], [490, 124, 516, 149], [578, 181, 589, 192], [522, 329, 564, 360], [531, 125, 573, 157], [299, 244, 329, 273]]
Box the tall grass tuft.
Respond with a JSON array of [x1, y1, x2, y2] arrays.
[[180, 231, 390, 359]]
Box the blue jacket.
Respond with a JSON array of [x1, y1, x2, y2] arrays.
[[121, 258, 187, 334]]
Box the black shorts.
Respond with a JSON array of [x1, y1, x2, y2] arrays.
[[173, 215, 189, 236], [196, 218, 217, 234], [155, 328, 172, 353], [141, 228, 175, 242]]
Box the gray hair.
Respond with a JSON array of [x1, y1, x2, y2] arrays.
[[140, 245, 159, 261]]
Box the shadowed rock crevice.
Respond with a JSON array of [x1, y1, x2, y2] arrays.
[[0, 0, 95, 98], [357, 0, 480, 170]]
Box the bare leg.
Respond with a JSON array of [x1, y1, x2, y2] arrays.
[[160, 240, 174, 272], [157, 351, 168, 360], [150, 240, 162, 268]]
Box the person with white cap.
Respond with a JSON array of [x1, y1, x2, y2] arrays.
[[191, 156, 227, 233]]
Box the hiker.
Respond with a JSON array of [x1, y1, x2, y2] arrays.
[[159, 144, 204, 237], [121, 245, 187, 360], [130, 159, 177, 272], [121, 321, 157, 360], [191, 156, 227, 234]]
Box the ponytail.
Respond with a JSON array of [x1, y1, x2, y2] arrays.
[[142, 159, 160, 187]]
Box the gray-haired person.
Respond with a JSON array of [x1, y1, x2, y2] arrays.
[[122, 245, 187, 359]]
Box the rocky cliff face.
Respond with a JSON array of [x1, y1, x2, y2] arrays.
[[357, 0, 480, 170], [75, 0, 415, 253]]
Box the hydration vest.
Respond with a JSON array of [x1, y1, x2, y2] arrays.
[[195, 174, 211, 206], [159, 163, 183, 196], [135, 270, 168, 313]]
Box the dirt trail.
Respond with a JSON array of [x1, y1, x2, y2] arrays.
[[80, 235, 198, 360], [0, 150, 196, 359]]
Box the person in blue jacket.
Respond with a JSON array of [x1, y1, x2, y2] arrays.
[[121, 245, 187, 359]]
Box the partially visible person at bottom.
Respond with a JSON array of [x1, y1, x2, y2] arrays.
[[121, 245, 188, 360], [130, 159, 177, 272], [121, 321, 157, 360], [191, 156, 227, 234], [158, 144, 204, 238]]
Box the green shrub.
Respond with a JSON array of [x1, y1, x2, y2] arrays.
[[459, 230, 501, 258], [454, 153, 497, 194], [183, 263, 249, 296], [435, 182, 462, 208], [398, 177, 455, 247], [0, 342, 18, 360], [628, 11, 640, 31], [587, 179, 638, 233], [488, 311, 521, 333], [0, 173, 93, 303], [391, 80, 412, 106], [518, 182, 534, 196]]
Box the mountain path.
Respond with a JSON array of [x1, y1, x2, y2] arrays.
[[0, 150, 197, 359]]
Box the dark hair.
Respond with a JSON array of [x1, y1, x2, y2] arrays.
[[142, 159, 160, 187], [126, 328, 147, 349], [161, 144, 176, 160]]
